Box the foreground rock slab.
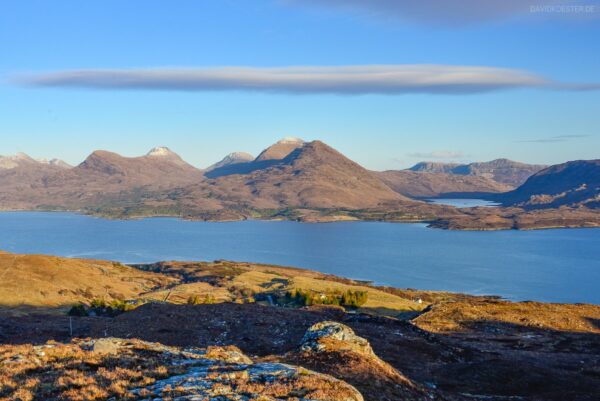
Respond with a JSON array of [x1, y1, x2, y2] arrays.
[[0, 337, 363, 401]]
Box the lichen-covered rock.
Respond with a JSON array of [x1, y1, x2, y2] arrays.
[[300, 321, 373, 355], [83, 337, 123, 355], [0, 338, 363, 401], [86, 338, 364, 401], [294, 321, 436, 400], [130, 360, 363, 401]]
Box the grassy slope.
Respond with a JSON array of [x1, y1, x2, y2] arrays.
[[0, 251, 171, 311], [0, 253, 425, 317]]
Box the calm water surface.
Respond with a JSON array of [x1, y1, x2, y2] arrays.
[[0, 212, 598, 304], [426, 198, 500, 208]]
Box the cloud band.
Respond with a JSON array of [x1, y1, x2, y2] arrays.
[[13, 65, 562, 95]]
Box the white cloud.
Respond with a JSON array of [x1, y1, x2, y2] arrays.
[[14, 65, 561, 95], [408, 150, 466, 159], [516, 134, 590, 143]]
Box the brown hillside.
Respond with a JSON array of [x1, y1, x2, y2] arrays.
[[181, 140, 410, 210], [0, 252, 170, 310], [0, 148, 204, 211], [497, 159, 600, 208], [378, 170, 511, 198]]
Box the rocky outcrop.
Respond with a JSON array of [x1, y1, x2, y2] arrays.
[[290, 321, 435, 401], [113, 338, 363, 401], [300, 320, 374, 355], [0, 337, 364, 401]]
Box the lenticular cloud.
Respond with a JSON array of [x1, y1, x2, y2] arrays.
[[15, 65, 554, 95]]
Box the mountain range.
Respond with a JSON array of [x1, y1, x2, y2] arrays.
[[408, 159, 547, 187], [0, 139, 598, 229]]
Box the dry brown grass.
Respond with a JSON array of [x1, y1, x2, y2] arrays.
[[0, 340, 182, 401], [289, 276, 424, 314], [0, 339, 363, 401], [0, 252, 172, 312], [0, 252, 427, 319], [413, 299, 600, 333], [143, 281, 232, 304]]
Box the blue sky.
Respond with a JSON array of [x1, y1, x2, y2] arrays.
[[1, 0, 599, 170]]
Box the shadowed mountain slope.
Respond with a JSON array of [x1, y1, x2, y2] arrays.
[[255, 136, 305, 161], [205, 137, 305, 178], [496, 159, 600, 208]]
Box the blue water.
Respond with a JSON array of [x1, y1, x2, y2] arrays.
[[0, 212, 598, 304], [426, 198, 500, 208]]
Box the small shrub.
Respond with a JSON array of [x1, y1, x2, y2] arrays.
[[187, 294, 216, 305], [83, 298, 138, 316], [341, 290, 368, 308], [284, 289, 368, 308], [68, 304, 88, 317], [187, 295, 202, 305]]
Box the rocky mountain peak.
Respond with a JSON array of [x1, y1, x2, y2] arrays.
[[255, 137, 306, 161], [227, 151, 254, 159], [37, 158, 72, 169], [277, 136, 304, 144], [300, 321, 374, 355], [206, 151, 254, 172], [146, 146, 177, 157], [0, 152, 37, 169]]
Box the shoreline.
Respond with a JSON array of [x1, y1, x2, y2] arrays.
[[1, 206, 599, 231], [0, 248, 597, 306]]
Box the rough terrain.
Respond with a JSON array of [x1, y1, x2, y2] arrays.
[[1, 252, 599, 400]]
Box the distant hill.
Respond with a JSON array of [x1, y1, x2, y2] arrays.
[[0, 153, 73, 208], [377, 170, 512, 198], [496, 159, 600, 209], [185, 140, 410, 211], [72, 147, 202, 186], [205, 152, 254, 172], [408, 159, 546, 187], [408, 162, 461, 175], [0, 147, 204, 210], [0, 152, 71, 171]]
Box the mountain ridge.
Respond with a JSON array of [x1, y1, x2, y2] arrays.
[[377, 170, 512, 198], [0, 140, 597, 230], [408, 158, 547, 187], [496, 159, 600, 208]]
